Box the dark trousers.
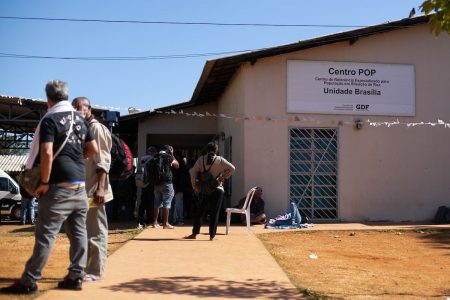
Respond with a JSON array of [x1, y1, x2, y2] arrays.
[[192, 189, 224, 239], [138, 185, 154, 225], [184, 190, 195, 219]]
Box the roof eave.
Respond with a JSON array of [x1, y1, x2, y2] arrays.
[[189, 15, 430, 104]]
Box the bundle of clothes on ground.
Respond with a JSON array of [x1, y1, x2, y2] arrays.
[[265, 202, 314, 229]]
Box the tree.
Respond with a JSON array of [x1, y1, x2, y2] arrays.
[[420, 0, 450, 35]]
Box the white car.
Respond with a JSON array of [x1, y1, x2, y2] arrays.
[[0, 169, 22, 220]]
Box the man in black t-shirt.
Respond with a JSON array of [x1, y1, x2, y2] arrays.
[[1, 80, 98, 295]]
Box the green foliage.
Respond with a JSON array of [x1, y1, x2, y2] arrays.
[[420, 0, 450, 35]]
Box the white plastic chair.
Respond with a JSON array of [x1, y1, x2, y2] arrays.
[[225, 187, 257, 235]]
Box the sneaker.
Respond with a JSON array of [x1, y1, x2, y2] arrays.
[[163, 224, 174, 229], [0, 281, 38, 294], [83, 274, 100, 282], [57, 277, 82, 290], [137, 223, 144, 229]]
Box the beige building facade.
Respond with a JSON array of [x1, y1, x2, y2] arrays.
[[128, 16, 450, 221]]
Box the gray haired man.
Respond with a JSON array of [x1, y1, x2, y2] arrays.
[[1, 80, 98, 294]]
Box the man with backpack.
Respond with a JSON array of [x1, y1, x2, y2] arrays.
[[186, 142, 235, 241], [149, 145, 179, 229], [72, 96, 113, 282]]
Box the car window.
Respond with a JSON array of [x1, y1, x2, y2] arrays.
[[8, 180, 18, 194], [0, 178, 8, 191]]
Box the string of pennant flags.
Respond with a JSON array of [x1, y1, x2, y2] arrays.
[[152, 109, 450, 129], [7, 96, 450, 128]]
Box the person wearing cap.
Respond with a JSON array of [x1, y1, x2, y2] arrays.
[[236, 187, 266, 225], [137, 146, 158, 228]]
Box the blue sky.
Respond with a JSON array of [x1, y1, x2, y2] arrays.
[[0, 0, 425, 115]]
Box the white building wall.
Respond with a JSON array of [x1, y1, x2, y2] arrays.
[[223, 24, 450, 221], [216, 68, 247, 206], [137, 102, 218, 160]]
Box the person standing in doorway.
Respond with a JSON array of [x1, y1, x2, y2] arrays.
[[137, 146, 158, 228], [1, 80, 98, 294], [186, 142, 235, 241], [151, 145, 179, 229], [171, 151, 190, 225], [72, 96, 113, 282]]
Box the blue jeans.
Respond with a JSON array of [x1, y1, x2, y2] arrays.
[[154, 183, 175, 209], [170, 192, 184, 223], [290, 202, 302, 224], [272, 203, 302, 226], [21, 197, 36, 224]]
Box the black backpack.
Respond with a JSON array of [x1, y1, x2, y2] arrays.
[[146, 153, 172, 185], [109, 134, 133, 181], [434, 206, 450, 224], [196, 157, 219, 195]]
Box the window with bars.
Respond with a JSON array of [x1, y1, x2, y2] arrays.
[[289, 128, 338, 220]]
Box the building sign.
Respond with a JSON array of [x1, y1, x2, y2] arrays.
[[287, 60, 415, 116]]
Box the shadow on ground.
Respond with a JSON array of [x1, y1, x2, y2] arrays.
[[0, 277, 61, 284], [360, 224, 450, 251], [104, 276, 301, 299], [314, 222, 450, 253], [417, 229, 450, 254]]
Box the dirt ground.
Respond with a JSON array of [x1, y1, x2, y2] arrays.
[[259, 229, 450, 299], [0, 222, 449, 300], [0, 220, 141, 300]]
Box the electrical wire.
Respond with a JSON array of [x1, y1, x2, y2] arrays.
[[0, 15, 421, 61], [0, 16, 413, 29], [0, 49, 254, 60]]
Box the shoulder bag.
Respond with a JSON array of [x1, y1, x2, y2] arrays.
[[18, 111, 74, 196]]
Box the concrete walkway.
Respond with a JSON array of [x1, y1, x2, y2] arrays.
[[37, 222, 448, 300], [37, 224, 305, 300]]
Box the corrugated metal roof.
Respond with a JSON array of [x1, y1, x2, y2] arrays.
[[0, 95, 112, 135], [0, 155, 28, 172]]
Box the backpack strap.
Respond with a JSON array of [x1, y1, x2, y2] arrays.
[[87, 118, 100, 133], [88, 118, 99, 126], [54, 111, 74, 159], [203, 156, 217, 173]]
